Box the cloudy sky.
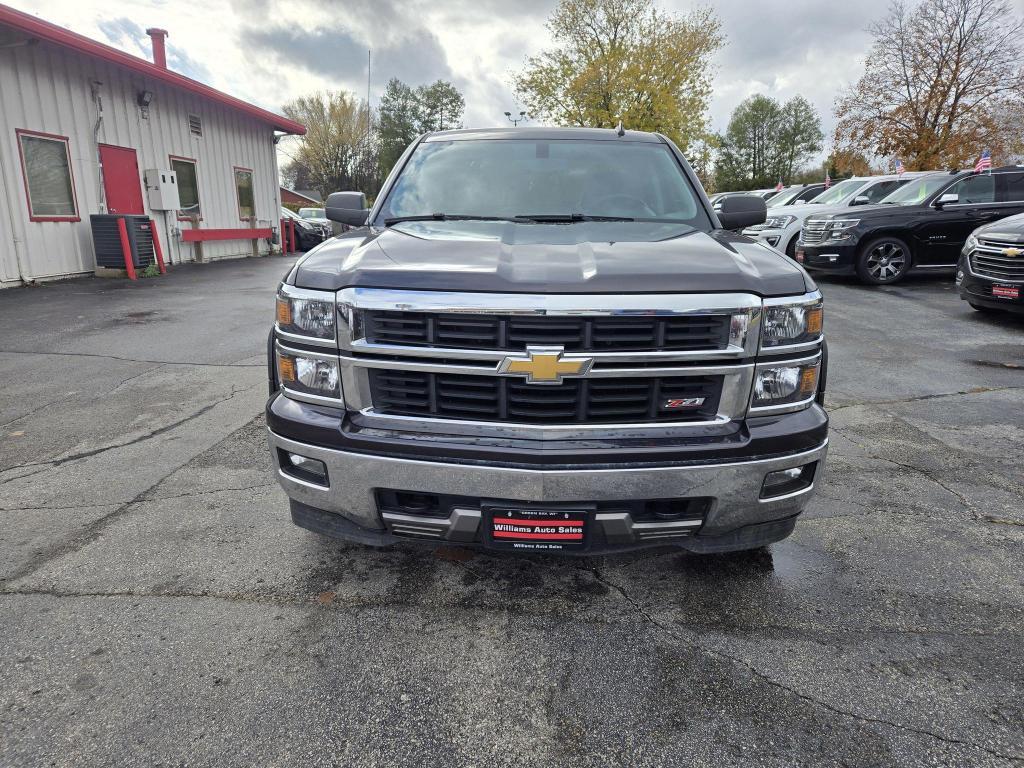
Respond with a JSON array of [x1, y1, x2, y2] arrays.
[[12, 0, 1024, 160]]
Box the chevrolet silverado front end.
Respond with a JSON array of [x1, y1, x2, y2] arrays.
[[266, 127, 829, 554]]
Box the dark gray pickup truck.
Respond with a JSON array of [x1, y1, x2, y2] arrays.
[[267, 127, 828, 554]]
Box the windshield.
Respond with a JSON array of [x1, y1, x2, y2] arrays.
[[766, 187, 804, 207], [376, 139, 710, 229], [878, 175, 950, 205], [808, 178, 863, 206], [299, 208, 325, 219]]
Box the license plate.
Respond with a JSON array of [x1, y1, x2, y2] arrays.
[[795, 248, 805, 263], [487, 506, 587, 551], [993, 285, 1020, 299]]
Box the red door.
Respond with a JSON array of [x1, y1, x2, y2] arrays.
[[99, 144, 145, 214]]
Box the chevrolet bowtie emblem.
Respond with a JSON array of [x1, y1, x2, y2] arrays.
[[1003, 247, 1021, 257], [497, 346, 594, 384]]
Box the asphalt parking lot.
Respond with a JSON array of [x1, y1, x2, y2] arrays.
[[1, 257, 1022, 767]]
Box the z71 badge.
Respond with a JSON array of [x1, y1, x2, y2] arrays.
[[662, 397, 706, 410]]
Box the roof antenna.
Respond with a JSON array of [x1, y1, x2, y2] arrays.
[[615, 120, 625, 137]]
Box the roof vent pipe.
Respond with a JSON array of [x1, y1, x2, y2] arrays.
[[145, 28, 168, 68]]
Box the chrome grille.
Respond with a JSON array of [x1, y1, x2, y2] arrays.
[[362, 311, 731, 352], [971, 237, 1024, 283], [336, 289, 770, 434], [369, 370, 723, 424], [801, 220, 828, 245]]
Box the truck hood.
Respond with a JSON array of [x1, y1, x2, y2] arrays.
[[289, 221, 811, 297], [775, 202, 853, 223]]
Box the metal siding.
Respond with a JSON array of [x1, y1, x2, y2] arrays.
[[0, 34, 282, 284]]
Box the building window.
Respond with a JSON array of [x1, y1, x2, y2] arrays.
[[16, 129, 79, 221], [234, 167, 255, 220], [170, 156, 201, 220], [188, 114, 203, 137]]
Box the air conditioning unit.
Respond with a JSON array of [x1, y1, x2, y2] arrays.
[[89, 215, 156, 268]]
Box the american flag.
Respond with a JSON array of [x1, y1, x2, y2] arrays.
[[975, 149, 992, 174], [824, 171, 831, 189], [775, 178, 784, 192], [895, 158, 904, 176]]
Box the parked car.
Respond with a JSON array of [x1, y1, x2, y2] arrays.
[[957, 212, 1024, 315], [799, 167, 1024, 285], [711, 189, 775, 206], [281, 207, 329, 251], [300, 205, 349, 235], [268, 126, 828, 556], [743, 173, 929, 258], [765, 183, 828, 208]]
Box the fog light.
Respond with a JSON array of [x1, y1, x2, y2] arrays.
[[761, 462, 816, 499], [766, 236, 780, 247], [955, 270, 964, 286], [280, 450, 328, 486]]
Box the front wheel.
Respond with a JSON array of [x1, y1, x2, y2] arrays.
[[856, 237, 911, 284]]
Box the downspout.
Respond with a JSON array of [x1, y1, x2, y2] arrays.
[[90, 80, 106, 213]]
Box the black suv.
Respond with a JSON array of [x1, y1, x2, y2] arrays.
[[798, 168, 1024, 284], [957, 211, 1024, 314]]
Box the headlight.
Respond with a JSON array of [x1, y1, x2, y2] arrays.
[[276, 286, 335, 340], [963, 233, 978, 254], [760, 295, 823, 348], [826, 219, 859, 230], [752, 360, 820, 410], [276, 346, 342, 402], [764, 215, 797, 229]]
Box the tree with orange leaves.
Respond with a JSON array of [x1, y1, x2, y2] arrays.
[[834, 0, 1024, 171]]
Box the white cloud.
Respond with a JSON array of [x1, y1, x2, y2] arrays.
[[13, 0, 1024, 165]]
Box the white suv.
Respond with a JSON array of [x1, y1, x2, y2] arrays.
[[742, 173, 932, 257]]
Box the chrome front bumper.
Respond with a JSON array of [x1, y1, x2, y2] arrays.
[[268, 430, 828, 549]]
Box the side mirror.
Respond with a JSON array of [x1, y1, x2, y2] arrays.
[[935, 192, 958, 208], [716, 194, 767, 230], [325, 191, 370, 226], [851, 195, 871, 206]]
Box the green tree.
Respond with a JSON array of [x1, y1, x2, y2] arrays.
[[513, 0, 723, 153], [376, 78, 466, 178], [715, 95, 782, 191], [714, 94, 822, 190], [777, 96, 823, 180], [416, 80, 465, 132], [377, 79, 421, 178]]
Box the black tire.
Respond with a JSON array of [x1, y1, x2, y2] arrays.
[[856, 236, 912, 285], [785, 234, 798, 259], [969, 302, 1002, 314]]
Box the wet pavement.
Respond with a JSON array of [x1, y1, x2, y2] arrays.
[[0, 260, 1022, 767]]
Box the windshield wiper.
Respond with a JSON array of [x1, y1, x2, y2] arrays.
[[514, 213, 635, 223], [383, 214, 515, 226]]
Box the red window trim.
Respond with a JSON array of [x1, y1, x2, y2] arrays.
[[169, 154, 203, 222], [15, 128, 81, 223], [233, 165, 255, 222]]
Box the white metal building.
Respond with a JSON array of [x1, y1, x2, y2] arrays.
[[0, 3, 305, 286]]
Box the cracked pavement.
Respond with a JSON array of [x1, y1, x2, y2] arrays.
[[1, 262, 1022, 767]]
